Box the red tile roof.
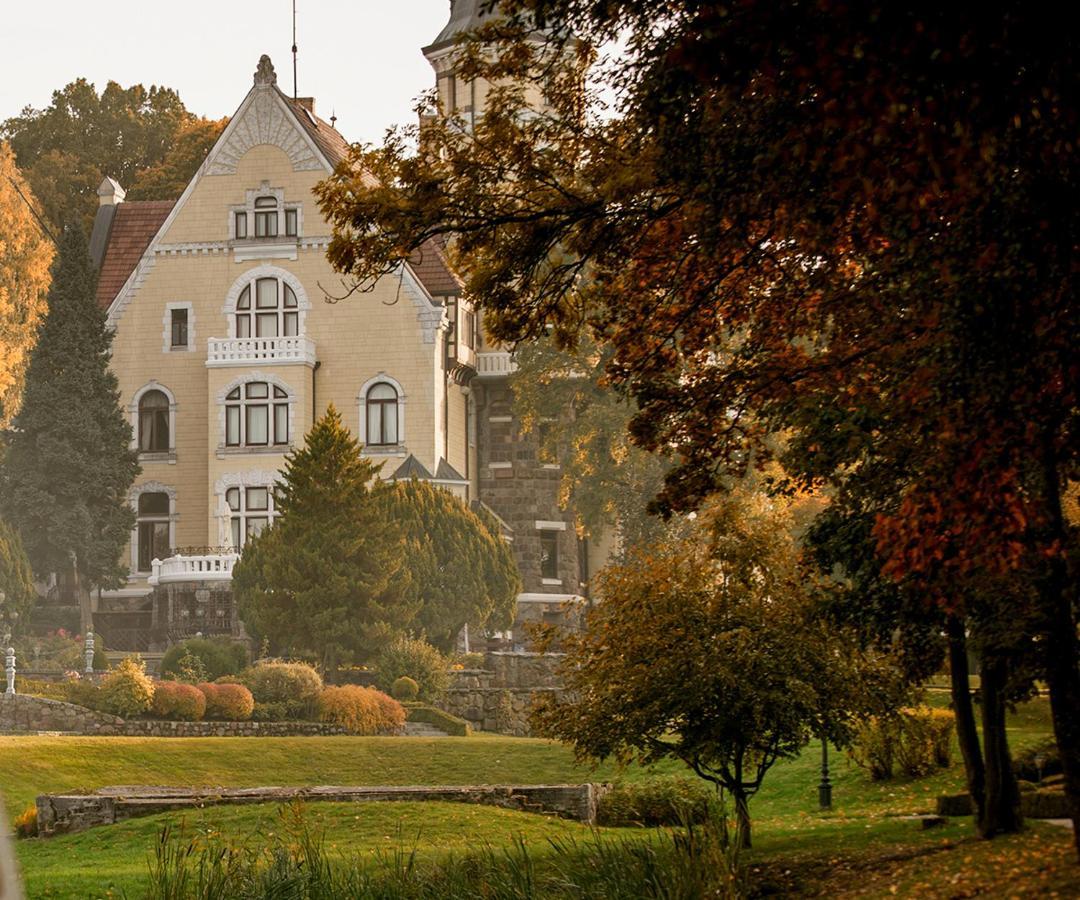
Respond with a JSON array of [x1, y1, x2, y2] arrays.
[[95, 201, 174, 309], [408, 236, 463, 298], [282, 92, 352, 169]]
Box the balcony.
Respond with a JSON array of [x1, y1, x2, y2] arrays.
[[206, 336, 316, 368], [148, 552, 239, 586], [475, 351, 518, 378]]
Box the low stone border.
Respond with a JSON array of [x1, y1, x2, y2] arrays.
[[937, 791, 1071, 819], [36, 783, 607, 835]]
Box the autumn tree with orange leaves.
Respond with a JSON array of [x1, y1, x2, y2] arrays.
[[316, 1, 1080, 852]]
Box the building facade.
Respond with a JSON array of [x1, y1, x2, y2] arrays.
[[89, 8, 595, 654]]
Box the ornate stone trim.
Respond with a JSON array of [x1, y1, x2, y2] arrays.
[[207, 89, 323, 175]]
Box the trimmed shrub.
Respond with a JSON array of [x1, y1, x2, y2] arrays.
[[98, 656, 155, 718], [251, 700, 314, 722], [403, 703, 472, 736], [198, 682, 255, 721], [375, 639, 448, 702], [240, 661, 323, 706], [161, 638, 247, 682], [14, 803, 37, 838], [16, 677, 71, 701], [151, 681, 206, 721], [850, 707, 956, 780], [391, 676, 419, 701], [317, 685, 405, 735], [597, 778, 713, 827], [1013, 737, 1062, 782]]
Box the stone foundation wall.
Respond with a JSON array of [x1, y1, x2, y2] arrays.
[[0, 694, 124, 733], [38, 783, 607, 836]]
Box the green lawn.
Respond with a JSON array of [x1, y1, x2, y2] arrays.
[[8, 695, 1074, 899]]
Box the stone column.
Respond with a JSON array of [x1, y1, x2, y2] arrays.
[[84, 632, 95, 675], [5, 647, 14, 695]]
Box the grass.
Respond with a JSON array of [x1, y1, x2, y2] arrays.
[[8, 694, 1077, 898]]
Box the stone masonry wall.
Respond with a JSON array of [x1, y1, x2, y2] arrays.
[[441, 652, 568, 736], [0, 694, 124, 733]]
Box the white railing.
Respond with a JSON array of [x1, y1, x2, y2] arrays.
[[148, 553, 240, 586], [206, 336, 316, 367], [475, 351, 518, 377]]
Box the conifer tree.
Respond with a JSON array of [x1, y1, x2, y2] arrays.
[[232, 405, 417, 667], [375, 478, 520, 652], [0, 223, 139, 614], [0, 517, 35, 638]]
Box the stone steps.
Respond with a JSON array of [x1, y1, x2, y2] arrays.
[[403, 722, 450, 737]]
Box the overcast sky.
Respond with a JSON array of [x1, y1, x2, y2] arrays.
[[2, 0, 452, 145]]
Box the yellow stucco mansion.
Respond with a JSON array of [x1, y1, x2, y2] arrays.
[[87, 3, 600, 654]]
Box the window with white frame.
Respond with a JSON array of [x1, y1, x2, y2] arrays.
[[235, 277, 299, 339], [226, 485, 275, 548], [138, 390, 170, 453], [225, 381, 289, 447], [137, 492, 171, 571], [365, 382, 400, 446], [230, 185, 300, 242], [539, 530, 560, 581]]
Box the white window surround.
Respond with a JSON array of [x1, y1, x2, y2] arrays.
[[213, 470, 284, 551], [535, 520, 567, 531], [221, 265, 310, 339], [128, 481, 178, 577], [517, 592, 585, 604], [228, 182, 303, 241], [162, 301, 195, 353], [215, 371, 296, 454], [488, 461, 513, 469], [358, 374, 406, 454], [542, 578, 564, 586], [129, 381, 178, 459], [488, 415, 513, 423]]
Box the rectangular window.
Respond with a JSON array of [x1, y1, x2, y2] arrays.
[[256, 279, 278, 308], [274, 404, 289, 444], [246, 487, 269, 511], [138, 520, 170, 572], [540, 531, 559, 580], [255, 211, 278, 237], [246, 517, 269, 539], [461, 308, 475, 349], [236, 315, 251, 338], [285, 208, 298, 236], [170, 308, 189, 348], [235, 212, 248, 239], [246, 405, 269, 445], [283, 312, 298, 337], [256, 313, 279, 338], [225, 406, 241, 446]]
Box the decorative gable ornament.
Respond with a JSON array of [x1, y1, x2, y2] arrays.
[[254, 54, 277, 86]]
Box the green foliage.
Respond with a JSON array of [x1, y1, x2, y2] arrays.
[[1012, 738, 1062, 782], [849, 707, 956, 780], [160, 637, 246, 682], [2, 79, 224, 232], [13, 629, 105, 672], [15, 676, 70, 701], [375, 638, 448, 702], [150, 681, 206, 721], [372, 479, 520, 651], [391, 676, 419, 701], [250, 700, 314, 722], [240, 661, 323, 705], [0, 224, 139, 589], [0, 143, 53, 428], [0, 518, 36, 636], [597, 778, 713, 828], [317, 685, 406, 735], [233, 406, 417, 667], [403, 703, 472, 737], [98, 656, 154, 718], [197, 682, 255, 721]]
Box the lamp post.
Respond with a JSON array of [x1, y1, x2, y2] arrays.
[[818, 738, 833, 810]]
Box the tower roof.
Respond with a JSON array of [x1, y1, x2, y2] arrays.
[[424, 0, 494, 55]]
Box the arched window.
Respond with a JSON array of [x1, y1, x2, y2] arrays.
[[225, 381, 289, 447], [137, 492, 171, 572], [226, 485, 275, 548], [235, 278, 299, 339], [138, 390, 170, 452], [366, 383, 399, 446], [254, 196, 278, 237]]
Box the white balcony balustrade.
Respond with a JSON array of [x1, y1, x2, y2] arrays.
[[148, 553, 239, 586], [475, 351, 518, 378], [206, 336, 316, 368]]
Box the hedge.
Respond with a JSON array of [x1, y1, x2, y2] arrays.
[[403, 703, 471, 736]]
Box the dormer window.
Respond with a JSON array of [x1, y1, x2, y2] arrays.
[[254, 196, 278, 237]]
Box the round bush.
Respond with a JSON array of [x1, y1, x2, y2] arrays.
[[391, 676, 420, 701], [152, 681, 206, 721], [317, 685, 405, 735], [160, 638, 248, 682], [597, 778, 713, 827], [198, 682, 254, 721], [98, 657, 155, 718], [240, 661, 323, 705], [375, 639, 448, 702]]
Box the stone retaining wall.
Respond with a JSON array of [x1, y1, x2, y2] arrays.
[[440, 687, 563, 737], [0, 693, 124, 733], [37, 783, 606, 836]]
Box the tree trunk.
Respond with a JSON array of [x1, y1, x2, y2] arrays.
[[978, 654, 1022, 837], [947, 615, 986, 825], [1038, 439, 1080, 857], [733, 791, 752, 849]]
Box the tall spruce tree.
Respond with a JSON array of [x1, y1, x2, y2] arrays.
[[0, 224, 139, 619], [232, 405, 417, 667]]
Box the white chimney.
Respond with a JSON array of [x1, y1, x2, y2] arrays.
[[97, 176, 126, 207]]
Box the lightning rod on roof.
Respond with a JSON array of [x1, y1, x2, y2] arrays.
[[292, 0, 298, 100]]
